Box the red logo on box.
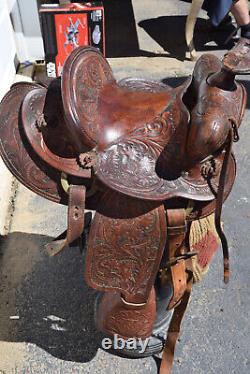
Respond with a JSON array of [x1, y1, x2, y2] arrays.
[[55, 14, 88, 75]]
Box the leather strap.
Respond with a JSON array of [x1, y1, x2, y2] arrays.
[[159, 128, 234, 373], [160, 277, 193, 374], [214, 127, 234, 283], [159, 209, 194, 374], [166, 209, 188, 310], [45, 185, 86, 256]]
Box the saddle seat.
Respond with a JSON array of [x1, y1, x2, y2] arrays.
[[20, 47, 241, 205], [85, 80, 174, 151], [61, 47, 178, 153], [3, 43, 249, 210], [21, 76, 237, 204]]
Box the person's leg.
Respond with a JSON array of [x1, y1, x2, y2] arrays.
[[203, 0, 233, 27], [231, 0, 250, 26], [231, 0, 250, 38]]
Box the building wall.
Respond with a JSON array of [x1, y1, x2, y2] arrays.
[[8, 0, 44, 62], [0, 0, 44, 99], [0, 0, 17, 99], [14, 0, 44, 61]]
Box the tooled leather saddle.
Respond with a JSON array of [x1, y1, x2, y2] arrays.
[[0, 39, 249, 373]]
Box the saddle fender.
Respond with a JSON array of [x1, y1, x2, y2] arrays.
[[85, 190, 167, 305]]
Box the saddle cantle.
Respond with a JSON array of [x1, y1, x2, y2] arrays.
[[0, 38, 249, 374]]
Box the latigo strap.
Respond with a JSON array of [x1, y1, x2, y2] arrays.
[[165, 209, 188, 310], [160, 277, 193, 374], [214, 127, 234, 283], [159, 209, 194, 374]]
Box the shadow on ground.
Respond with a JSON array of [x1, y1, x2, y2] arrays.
[[139, 16, 235, 61], [0, 232, 103, 363], [103, 0, 235, 60]]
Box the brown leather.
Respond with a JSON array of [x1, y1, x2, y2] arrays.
[[85, 190, 166, 304], [158, 209, 194, 373], [223, 38, 250, 74], [61, 46, 174, 152], [186, 70, 245, 165], [94, 119, 236, 203], [165, 209, 188, 310], [0, 74, 237, 224], [45, 185, 86, 256], [158, 128, 235, 372], [21, 87, 92, 179], [97, 287, 156, 340], [186, 152, 236, 221], [91, 51, 240, 203], [0, 82, 66, 203], [160, 277, 193, 374], [0, 52, 238, 210], [214, 128, 234, 283]]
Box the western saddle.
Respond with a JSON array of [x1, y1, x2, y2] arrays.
[[0, 38, 249, 373]]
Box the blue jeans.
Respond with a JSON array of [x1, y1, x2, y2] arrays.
[[203, 0, 233, 26]]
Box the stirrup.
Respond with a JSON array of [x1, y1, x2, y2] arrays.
[[96, 283, 174, 358]]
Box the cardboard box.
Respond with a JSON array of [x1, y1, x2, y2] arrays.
[[40, 2, 105, 77]]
